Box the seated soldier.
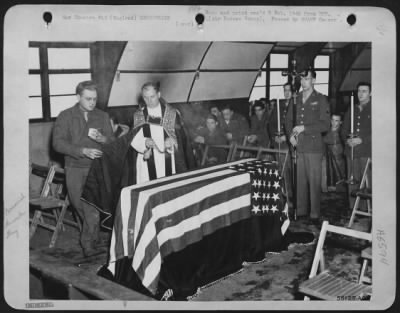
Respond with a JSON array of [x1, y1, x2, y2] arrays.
[[219, 104, 250, 145], [247, 100, 270, 148], [194, 114, 228, 165]]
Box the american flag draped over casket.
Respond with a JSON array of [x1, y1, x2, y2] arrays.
[[107, 158, 289, 296]]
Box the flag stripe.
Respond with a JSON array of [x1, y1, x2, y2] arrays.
[[119, 159, 254, 253], [154, 182, 251, 232], [108, 226, 118, 265], [133, 190, 251, 282], [137, 193, 251, 292], [141, 252, 162, 294], [121, 158, 255, 197], [132, 169, 238, 249], [112, 199, 125, 261], [159, 198, 253, 258], [134, 172, 244, 253], [157, 193, 251, 250], [132, 173, 249, 271]]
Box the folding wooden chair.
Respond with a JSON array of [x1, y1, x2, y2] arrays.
[[299, 221, 372, 300], [348, 158, 372, 228], [30, 165, 81, 248], [29, 163, 57, 199]]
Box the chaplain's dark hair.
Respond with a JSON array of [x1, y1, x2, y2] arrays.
[[76, 80, 97, 96], [142, 81, 161, 92], [356, 81, 371, 92]]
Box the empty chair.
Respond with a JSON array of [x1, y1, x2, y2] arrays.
[[299, 221, 372, 300], [30, 165, 81, 248]]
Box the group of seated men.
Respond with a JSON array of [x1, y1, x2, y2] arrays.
[[51, 71, 371, 256]]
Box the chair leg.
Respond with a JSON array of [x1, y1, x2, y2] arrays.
[[52, 208, 65, 232], [29, 210, 42, 239], [49, 205, 67, 248], [348, 196, 361, 227], [359, 259, 368, 284]]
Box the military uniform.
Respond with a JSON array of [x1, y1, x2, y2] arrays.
[[341, 100, 372, 209], [219, 112, 250, 144], [249, 112, 270, 148], [53, 103, 115, 255], [285, 90, 330, 219]]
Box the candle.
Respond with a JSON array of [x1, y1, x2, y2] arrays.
[[277, 97, 281, 132], [350, 93, 354, 133]]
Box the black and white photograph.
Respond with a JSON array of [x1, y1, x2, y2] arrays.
[[3, 5, 396, 310]]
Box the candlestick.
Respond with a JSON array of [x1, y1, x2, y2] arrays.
[[277, 97, 281, 132], [350, 93, 354, 133]]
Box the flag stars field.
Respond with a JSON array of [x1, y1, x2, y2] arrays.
[[252, 192, 260, 201], [251, 205, 261, 214], [272, 193, 280, 201]]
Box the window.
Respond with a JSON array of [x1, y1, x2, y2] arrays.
[[29, 47, 42, 119], [249, 52, 331, 102], [313, 55, 330, 96], [249, 61, 266, 101], [249, 53, 289, 102], [29, 43, 92, 121]]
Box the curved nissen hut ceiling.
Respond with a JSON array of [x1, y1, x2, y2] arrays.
[[108, 41, 273, 106]]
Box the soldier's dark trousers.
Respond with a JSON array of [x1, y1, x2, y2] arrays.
[[65, 167, 100, 251], [296, 152, 323, 218]]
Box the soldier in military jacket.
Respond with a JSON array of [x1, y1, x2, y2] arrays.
[[285, 69, 331, 222], [341, 82, 372, 211], [219, 104, 250, 144]]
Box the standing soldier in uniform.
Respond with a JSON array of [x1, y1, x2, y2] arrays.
[[341, 82, 372, 213], [53, 80, 115, 256], [286, 69, 331, 223]]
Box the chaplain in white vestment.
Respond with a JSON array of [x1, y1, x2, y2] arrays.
[[130, 82, 188, 184]]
